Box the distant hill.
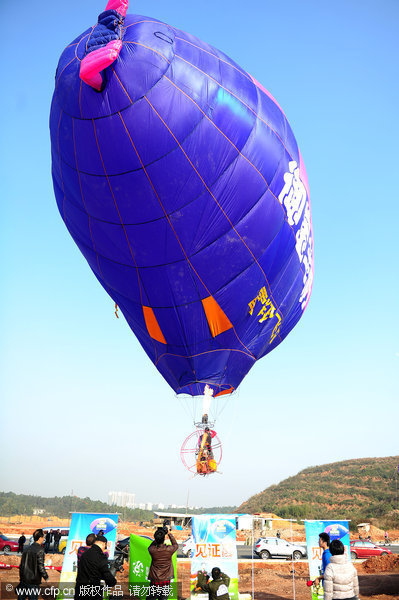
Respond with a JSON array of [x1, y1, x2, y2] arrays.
[[237, 456, 399, 530], [0, 492, 237, 522], [0, 492, 153, 522]]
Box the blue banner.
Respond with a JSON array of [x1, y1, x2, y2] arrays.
[[305, 520, 350, 599], [190, 515, 238, 600], [58, 512, 118, 598]]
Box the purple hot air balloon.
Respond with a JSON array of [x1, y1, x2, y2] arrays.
[[50, 0, 313, 399]]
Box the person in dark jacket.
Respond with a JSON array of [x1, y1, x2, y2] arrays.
[[53, 530, 62, 554], [75, 535, 116, 600], [197, 567, 230, 600], [44, 530, 52, 553], [18, 533, 26, 554], [18, 529, 49, 600], [148, 526, 178, 599], [77, 533, 97, 564]]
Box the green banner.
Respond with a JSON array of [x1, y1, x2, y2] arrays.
[[129, 533, 177, 599]]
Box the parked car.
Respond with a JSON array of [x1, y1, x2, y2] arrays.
[[115, 535, 152, 557], [350, 540, 392, 559], [254, 537, 307, 560], [0, 534, 19, 553], [181, 536, 195, 558], [115, 537, 130, 555]]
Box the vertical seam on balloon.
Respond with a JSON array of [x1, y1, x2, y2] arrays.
[[175, 36, 255, 86], [79, 79, 83, 120], [56, 110, 67, 223], [164, 75, 268, 188], [105, 97, 196, 376], [142, 95, 281, 350], [110, 66, 133, 104], [74, 34, 90, 63], [163, 74, 303, 288], [158, 78, 302, 344], [117, 109, 256, 361], [55, 57, 77, 88], [171, 302, 197, 381], [72, 119, 103, 281], [85, 25, 97, 55], [91, 118, 159, 360], [175, 53, 294, 161]]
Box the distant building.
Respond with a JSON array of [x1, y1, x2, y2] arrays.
[[33, 508, 45, 515], [146, 502, 153, 511], [154, 511, 195, 529], [236, 514, 255, 530], [108, 491, 136, 509]]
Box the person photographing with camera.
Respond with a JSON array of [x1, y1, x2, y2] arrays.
[[148, 522, 178, 600]]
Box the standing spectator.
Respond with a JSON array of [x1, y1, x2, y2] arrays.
[[77, 534, 97, 564], [323, 539, 359, 600], [314, 532, 331, 588], [44, 530, 51, 553], [53, 530, 62, 554], [384, 531, 389, 545], [276, 531, 281, 539], [75, 535, 116, 600], [18, 529, 49, 600], [18, 533, 26, 554], [148, 525, 178, 600], [197, 567, 230, 600]]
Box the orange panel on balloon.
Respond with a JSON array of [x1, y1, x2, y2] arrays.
[[143, 306, 166, 344], [202, 296, 233, 338]]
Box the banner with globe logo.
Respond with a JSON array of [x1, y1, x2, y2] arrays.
[[58, 512, 118, 598], [305, 520, 350, 600], [190, 515, 238, 600]]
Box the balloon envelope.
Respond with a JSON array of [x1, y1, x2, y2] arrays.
[[50, 7, 313, 397]]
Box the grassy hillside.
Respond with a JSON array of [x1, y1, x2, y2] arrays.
[[238, 456, 399, 530]]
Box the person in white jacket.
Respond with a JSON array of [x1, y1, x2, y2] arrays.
[[323, 539, 359, 600]]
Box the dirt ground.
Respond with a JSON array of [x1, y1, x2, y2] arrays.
[[2, 517, 398, 546], [1, 517, 398, 598], [1, 552, 398, 600]]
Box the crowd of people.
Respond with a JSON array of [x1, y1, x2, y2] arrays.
[[16, 525, 363, 600], [16, 524, 183, 600], [16, 529, 63, 555], [44, 529, 62, 553]]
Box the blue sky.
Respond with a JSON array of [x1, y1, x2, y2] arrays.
[[1, 0, 398, 509]]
